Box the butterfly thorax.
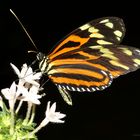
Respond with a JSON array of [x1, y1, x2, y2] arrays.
[[37, 52, 49, 74]]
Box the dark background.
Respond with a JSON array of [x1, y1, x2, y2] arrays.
[[0, 1, 140, 140]]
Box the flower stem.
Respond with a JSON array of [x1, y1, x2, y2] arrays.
[[15, 100, 23, 114], [23, 102, 32, 124], [23, 119, 49, 139], [28, 104, 36, 124], [10, 105, 15, 135]]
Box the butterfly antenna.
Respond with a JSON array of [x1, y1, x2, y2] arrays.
[[40, 78, 50, 88], [10, 9, 38, 51]]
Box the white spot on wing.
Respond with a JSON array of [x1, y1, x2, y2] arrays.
[[66, 86, 71, 90], [62, 86, 66, 89], [77, 87, 81, 92], [109, 73, 113, 79], [96, 87, 100, 90], [80, 24, 90, 30], [58, 85, 62, 89], [101, 70, 107, 76], [71, 87, 76, 91], [119, 48, 132, 56], [90, 33, 104, 38], [116, 37, 121, 41], [105, 22, 114, 28], [92, 87, 96, 91], [133, 59, 140, 65], [89, 45, 102, 49], [100, 19, 109, 23], [135, 49, 140, 54], [108, 81, 112, 85], [97, 40, 112, 45], [101, 86, 105, 90], [81, 87, 86, 92], [134, 64, 138, 67], [114, 30, 122, 37], [88, 27, 99, 33], [86, 88, 91, 92], [110, 60, 129, 70]]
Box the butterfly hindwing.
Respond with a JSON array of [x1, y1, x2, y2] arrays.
[[47, 45, 140, 92]]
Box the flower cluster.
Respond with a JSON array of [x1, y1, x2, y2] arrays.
[[2, 64, 42, 109], [0, 63, 66, 139]]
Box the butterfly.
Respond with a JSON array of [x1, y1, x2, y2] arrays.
[[36, 17, 140, 105]]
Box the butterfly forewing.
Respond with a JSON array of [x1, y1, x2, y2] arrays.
[[49, 17, 125, 61]]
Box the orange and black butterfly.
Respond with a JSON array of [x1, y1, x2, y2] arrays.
[[35, 17, 140, 105]]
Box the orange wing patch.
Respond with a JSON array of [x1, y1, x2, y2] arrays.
[[49, 35, 89, 60]]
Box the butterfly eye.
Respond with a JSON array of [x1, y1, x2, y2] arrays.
[[36, 52, 45, 61]]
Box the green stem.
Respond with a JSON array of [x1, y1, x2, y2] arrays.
[[10, 102, 15, 135], [22, 120, 49, 139]]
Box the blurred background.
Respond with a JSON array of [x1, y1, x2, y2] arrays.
[[0, 1, 140, 140]]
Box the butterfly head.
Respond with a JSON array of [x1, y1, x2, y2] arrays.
[[36, 52, 45, 61], [37, 52, 49, 73]]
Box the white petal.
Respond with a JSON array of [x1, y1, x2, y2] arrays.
[[55, 112, 66, 119], [26, 67, 33, 76], [30, 95, 41, 104], [46, 101, 51, 115], [18, 85, 41, 104], [20, 64, 28, 77], [48, 113, 65, 123], [32, 72, 42, 80], [10, 82, 17, 94], [1, 88, 8, 94], [45, 102, 66, 123], [53, 119, 65, 123], [26, 80, 40, 86], [25, 94, 41, 104], [50, 102, 56, 112], [17, 85, 28, 95], [18, 79, 25, 87], [10, 63, 20, 77], [32, 99, 41, 105], [29, 85, 40, 94], [1, 82, 17, 100], [1, 88, 10, 99]]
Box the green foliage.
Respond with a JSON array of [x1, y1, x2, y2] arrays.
[[0, 111, 37, 140]]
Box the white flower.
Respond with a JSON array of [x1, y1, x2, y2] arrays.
[[1, 82, 17, 109], [41, 101, 66, 126], [17, 84, 42, 104], [1, 64, 43, 107], [10, 63, 42, 86]]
